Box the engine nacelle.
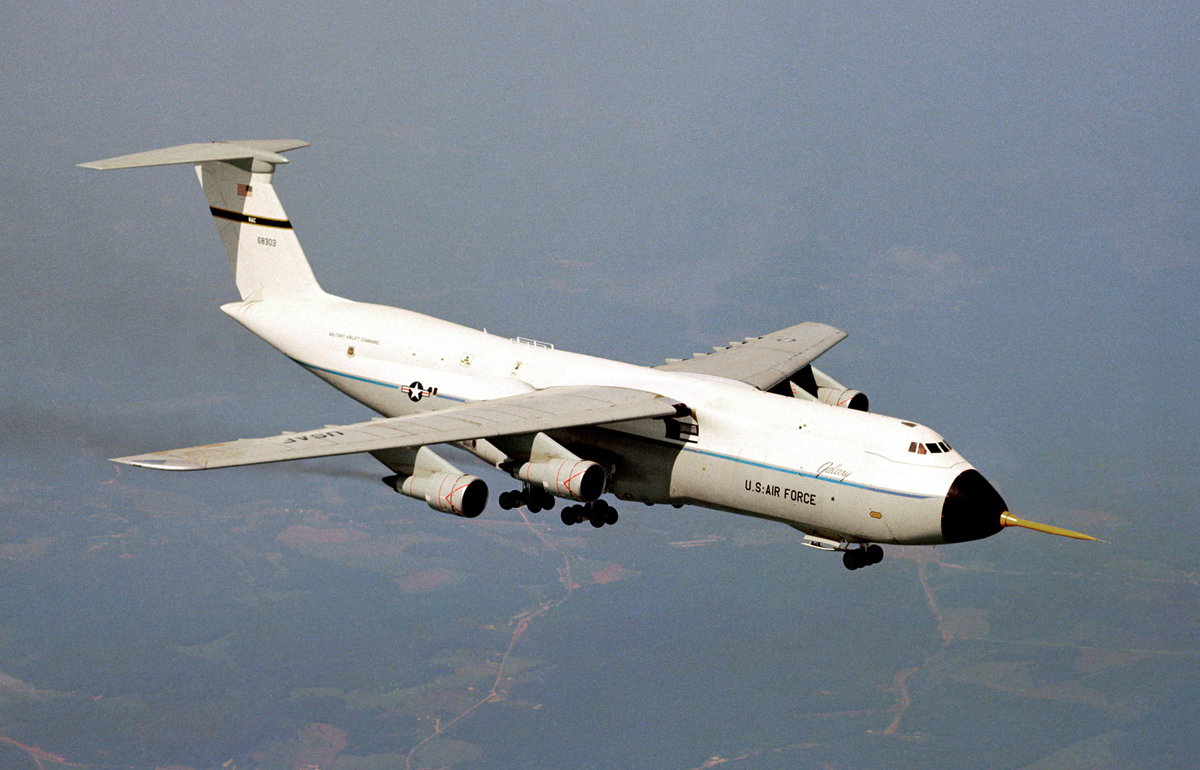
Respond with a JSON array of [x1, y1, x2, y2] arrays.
[[386, 471, 488, 518], [817, 386, 869, 411], [517, 458, 607, 502], [789, 365, 870, 412], [380, 445, 489, 517]]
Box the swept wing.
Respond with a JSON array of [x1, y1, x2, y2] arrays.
[[115, 385, 686, 471], [655, 321, 847, 391]]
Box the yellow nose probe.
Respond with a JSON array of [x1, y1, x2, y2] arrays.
[[999, 512, 1099, 541]]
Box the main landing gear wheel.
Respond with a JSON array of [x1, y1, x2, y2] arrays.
[[561, 499, 617, 528], [842, 544, 884, 570], [498, 486, 555, 512]]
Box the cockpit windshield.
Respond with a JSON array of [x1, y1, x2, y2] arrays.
[[908, 441, 951, 455]]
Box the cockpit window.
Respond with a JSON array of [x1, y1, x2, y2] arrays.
[[908, 441, 952, 455]]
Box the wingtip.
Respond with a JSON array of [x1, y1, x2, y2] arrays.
[[112, 456, 204, 471]]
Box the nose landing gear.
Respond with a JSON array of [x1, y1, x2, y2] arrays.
[[842, 544, 884, 570]]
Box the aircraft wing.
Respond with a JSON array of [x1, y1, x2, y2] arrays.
[[114, 386, 687, 471], [655, 321, 847, 391]]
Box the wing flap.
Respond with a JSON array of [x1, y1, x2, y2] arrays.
[[655, 321, 846, 390], [114, 385, 686, 471]]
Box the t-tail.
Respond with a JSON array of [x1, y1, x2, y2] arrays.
[[79, 141, 323, 301]]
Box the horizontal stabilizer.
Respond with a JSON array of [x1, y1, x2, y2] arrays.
[[79, 140, 308, 170], [113, 385, 688, 471]]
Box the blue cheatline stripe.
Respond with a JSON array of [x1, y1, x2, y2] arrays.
[[680, 446, 935, 501], [292, 358, 398, 389], [289, 358, 467, 403]]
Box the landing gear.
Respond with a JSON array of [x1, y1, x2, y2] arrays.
[[560, 499, 618, 528], [500, 484, 618, 528], [497, 485, 555, 513], [842, 544, 884, 570]]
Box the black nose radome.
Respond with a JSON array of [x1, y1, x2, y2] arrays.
[[941, 470, 1007, 543]]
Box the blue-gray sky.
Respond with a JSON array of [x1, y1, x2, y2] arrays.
[[2, 2, 1199, 768]]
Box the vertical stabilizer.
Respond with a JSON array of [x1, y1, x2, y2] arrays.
[[80, 141, 324, 301], [195, 158, 322, 300]]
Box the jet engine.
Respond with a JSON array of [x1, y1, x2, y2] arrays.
[[381, 446, 488, 518], [788, 365, 869, 412], [387, 471, 488, 518], [816, 386, 869, 411], [517, 457, 607, 502], [512, 432, 607, 502]]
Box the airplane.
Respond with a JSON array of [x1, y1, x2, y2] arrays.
[[80, 140, 1096, 570]]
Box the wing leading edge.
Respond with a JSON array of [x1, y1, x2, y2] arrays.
[[113, 385, 688, 471], [655, 321, 847, 391]]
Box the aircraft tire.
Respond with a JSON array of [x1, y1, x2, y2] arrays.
[[561, 507, 576, 526], [843, 551, 860, 570], [604, 507, 618, 525], [541, 491, 556, 510], [867, 544, 884, 565]]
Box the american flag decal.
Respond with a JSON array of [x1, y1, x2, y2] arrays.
[[237, 183, 253, 197]]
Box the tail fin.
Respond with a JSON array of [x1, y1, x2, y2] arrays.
[[80, 140, 324, 301]]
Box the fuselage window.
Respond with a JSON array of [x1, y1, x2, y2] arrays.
[[927, 443, 944, 454]]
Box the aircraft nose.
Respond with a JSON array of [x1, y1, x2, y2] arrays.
[[941, 469, 1007, 543]]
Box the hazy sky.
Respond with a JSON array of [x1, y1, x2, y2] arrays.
[[2, 1, 1199, 766]]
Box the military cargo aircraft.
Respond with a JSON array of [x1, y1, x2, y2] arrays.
[[81, 141, 1095, 569]]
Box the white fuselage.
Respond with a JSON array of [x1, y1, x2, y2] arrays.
[[222, 295, 973, 546]]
